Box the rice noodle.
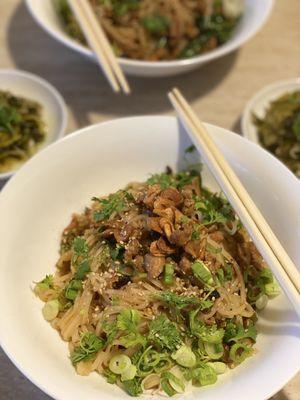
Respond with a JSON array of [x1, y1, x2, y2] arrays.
[[34, 169, 270, 396], [58, 0, 242, 61]]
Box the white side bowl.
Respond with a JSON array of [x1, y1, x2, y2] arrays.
[[0, 69, 67, 180], [0, 116, 299, 400], [26, 0, 274, 77], [242, 78, 300, 144]]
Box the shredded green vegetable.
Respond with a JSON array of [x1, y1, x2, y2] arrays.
[[0, 90, 46, 172], [253, 90, 300, 177]]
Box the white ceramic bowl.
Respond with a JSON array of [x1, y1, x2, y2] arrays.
[[242, 78, 300, 145], [0, 69, 67, 180], [26, 0, 274, 77], [0, 116, 299, 400]]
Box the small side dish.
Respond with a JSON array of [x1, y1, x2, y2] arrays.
[[34, 167, 279, 397], [0, 90, 46, 173], [252, 91, 300, 178], [56, 0, 244, 61]]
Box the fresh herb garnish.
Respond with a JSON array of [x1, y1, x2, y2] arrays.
[[147, 170, 200, 189], [142, 14, 169, 34], [224, 323, 257, 343], [116, 309, 146, 348], [92, 191, 132, 221], [148, 315, 182, 351], [102, 320, 118, 344], [64, 279, 82, 301], [71, 237, 90, 280], [156, 291, 212, 310], [71, 332, 105, 364], [0, 104, 21, 133], [122, 377, 143, 397]]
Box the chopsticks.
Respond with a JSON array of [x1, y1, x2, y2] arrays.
[[168, 88, 300, 316], [67, 0, 130, 94]]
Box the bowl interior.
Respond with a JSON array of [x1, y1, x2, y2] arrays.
[[0, 116, 299, 400], [0, 70, 66, 178], [242, 78, 300, 143], [25, 0, 274, 75]]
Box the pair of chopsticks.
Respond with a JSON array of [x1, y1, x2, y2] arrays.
[[169, 88, 300, 316], [68, 0, 130, 94]]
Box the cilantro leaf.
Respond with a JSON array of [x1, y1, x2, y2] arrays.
[[195, 198, 227, 225], [92, 191, 132, 222], [147, 170, 200, 189], [122, 377, 142, 397], [147, 172, 173, 189], [117, 309, 140, 332], [148, 314, 182, 351], [156, 291, 213, 310], [189, 309, 224, 343], [74, 259, 90, 280], [71, 237, 90, 279], [102, 320, 118, 344], [110, 243, 125, 261], [119, 332, 146, 348], [72, 236, 89, 257], [64, 279, 82, 301], [194, 192, 234, 225], [71, 332, 105, 364]]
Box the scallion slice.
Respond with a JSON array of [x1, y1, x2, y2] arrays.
[[191, 260, 214, 286]]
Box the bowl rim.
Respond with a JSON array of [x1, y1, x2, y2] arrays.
[[25, 0, 274, 70], [0, 68, 68, 180], [0, 116, 299, 400], [241, 77, 300, 144]]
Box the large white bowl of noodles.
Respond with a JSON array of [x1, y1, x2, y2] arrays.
[[25, 0, 274, 77], [0, 116, 299, 400]]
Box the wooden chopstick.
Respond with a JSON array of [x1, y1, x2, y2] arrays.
[[68, 0, 130, 94], [168, 88, 300, 316]]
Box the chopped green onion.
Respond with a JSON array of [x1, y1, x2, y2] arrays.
[[204, 342, 224, 360], [160, 376, 177, 397], [258, 268, 274, 284], [142, 15, 169, 34], [255, 294, 268, 310], [35, 275, 53, 293], [191, 260, 214, 286], [109, 355, 132, 375], [42, 299, 60, 321], [191, 321, 224, 344], [164, 263, 174, 285], [162, 371, 185, 394], [122, 377, 143, 397], [121, 364, 137, 382], [192, 364, 217, 386], [75, 259, 90, 280], [224, 323, 257, 343], [264, 281, 281, 298], [171, 344, 196, 368], [65, 279, 82, 301], [229, 343, 252, 364], [207, 361, 227, 375]]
